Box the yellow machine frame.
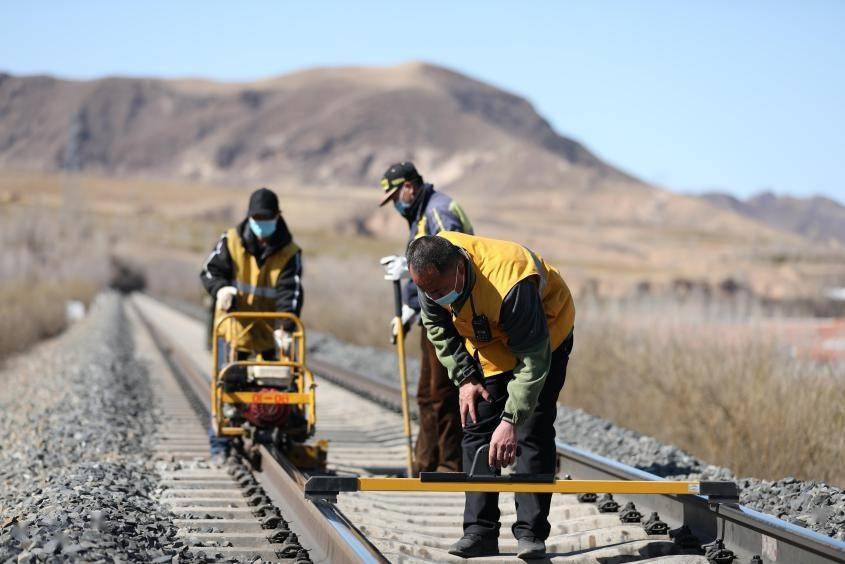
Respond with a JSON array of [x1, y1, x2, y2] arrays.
[[212, 312, 316, 438]]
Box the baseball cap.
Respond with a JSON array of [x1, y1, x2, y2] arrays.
[[379, 162, 422, 207], [247, 187, 280, 217]]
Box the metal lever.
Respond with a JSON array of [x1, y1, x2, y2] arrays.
[[469, 444, 524, 476]]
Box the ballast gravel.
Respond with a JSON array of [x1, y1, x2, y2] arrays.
[[308, 328, 845, 540], [0, 295, 206, 563]]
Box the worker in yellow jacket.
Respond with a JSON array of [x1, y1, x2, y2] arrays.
[[200, 187, 303, 456], [201, 187, 303, 355], [407, 232, 574, 560]]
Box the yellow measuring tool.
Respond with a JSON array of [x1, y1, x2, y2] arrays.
[[305, 474, 739, 503]]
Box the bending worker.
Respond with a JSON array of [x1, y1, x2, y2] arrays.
[[378, 162, 474, 475], [200, 187, 303, 453], [406, 232, 575, 560]]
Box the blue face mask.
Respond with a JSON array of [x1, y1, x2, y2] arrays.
[[393, 199, 411, 214], [430, 266, 463, 307], [248, 217, 277, 238]]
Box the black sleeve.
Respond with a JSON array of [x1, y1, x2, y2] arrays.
[[275, 250, 303, 332], [403, 278, 421, 311], [499, 277, 548, 354], [200, 233, 234, 297]]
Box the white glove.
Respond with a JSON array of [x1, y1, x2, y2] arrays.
[[380, 255, 410, 281], [391, 304, 419, 342], [273, 329, 293, 352], [215, 286, 237, 312]]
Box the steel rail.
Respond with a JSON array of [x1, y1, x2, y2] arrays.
[[131, 298, 388, 564]]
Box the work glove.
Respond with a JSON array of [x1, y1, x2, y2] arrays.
[[215, 286, 237, 312], [273, 329, 293, 353], [380, 255, 410, 281], [391, 304, 419, 344]]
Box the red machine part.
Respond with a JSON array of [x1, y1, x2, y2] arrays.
[[241, 388, 292, 427]]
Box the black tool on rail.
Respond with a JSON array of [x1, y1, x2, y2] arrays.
[[419, 445, 556, 483]]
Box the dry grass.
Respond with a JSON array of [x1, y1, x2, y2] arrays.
[[564, 305, 845, 486], [0, 204, 107, 358], [296, 235, 423, 359], [0, 280, 98, 357]]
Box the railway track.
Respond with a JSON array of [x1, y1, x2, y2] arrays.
[[132, 294, 845, 563], [131, 295, 385, 563]]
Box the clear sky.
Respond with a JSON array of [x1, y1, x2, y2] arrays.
[[2, 1, 843, 200]]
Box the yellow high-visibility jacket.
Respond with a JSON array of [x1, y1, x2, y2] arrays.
[[211, 226, 301, 352], [437, 232, 574, 378]]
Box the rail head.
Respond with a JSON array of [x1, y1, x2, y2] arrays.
[[556, 441, 845, 563], [256, 446, 388, 564]]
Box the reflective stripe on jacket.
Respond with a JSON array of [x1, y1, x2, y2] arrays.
[[216, 226, 301, 352]]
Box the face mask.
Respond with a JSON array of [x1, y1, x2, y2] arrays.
[[248, 217, 277, 238], [393, 183, 422, 214], [393, 198, 411, 214], [431, 265, 463, 307]]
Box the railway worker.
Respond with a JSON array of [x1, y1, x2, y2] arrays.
[[200, 187, 303, 456], [377, 162, 474, 476], [406, 232, 575, 559]]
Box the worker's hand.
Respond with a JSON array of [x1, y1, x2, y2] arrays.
[[215, 286, 237, 312], [273, 329, 293, 352], [489, 420, 517, 470], [380, 255, 410, 281], [390, 304, 419, 343], [459, 378, 490, 427]]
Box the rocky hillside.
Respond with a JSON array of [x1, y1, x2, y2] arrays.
[[0, 63, 630, 194], [702, 191, 845, 246]]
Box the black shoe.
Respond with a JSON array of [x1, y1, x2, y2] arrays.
[[516, 536, 546, 559], [448, 534, 499, 557]]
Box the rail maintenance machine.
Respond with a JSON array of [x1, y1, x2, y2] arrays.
[[212, 311, 327, 470]]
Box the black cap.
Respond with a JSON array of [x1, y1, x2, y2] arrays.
[[247, 187, 280, 217], [379, 162, 422, 206]]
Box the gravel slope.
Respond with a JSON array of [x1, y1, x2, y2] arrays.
[[0, 295, 199, 562]]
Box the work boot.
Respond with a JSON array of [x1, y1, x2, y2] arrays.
[[447, 534, 498, 557], [516, 536, 546, 559]]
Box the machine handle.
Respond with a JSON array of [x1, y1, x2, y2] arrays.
[[469, 444, 523, 476], [391, 280, 403, 345], [392, 280, 403, 318]]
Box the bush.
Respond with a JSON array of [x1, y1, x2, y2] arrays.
[[564, 310, 845, 486]]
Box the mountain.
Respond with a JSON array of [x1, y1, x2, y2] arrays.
[[702, 191, 845, 246], [0, 62, 628, 193], [2, 62, 842, 301]]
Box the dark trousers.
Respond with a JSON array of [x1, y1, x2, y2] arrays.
[[462, 332, 573, 540], [415, 330, 463, 473]]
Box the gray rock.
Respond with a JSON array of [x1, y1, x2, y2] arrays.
[[0, 295, 206, 562]]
